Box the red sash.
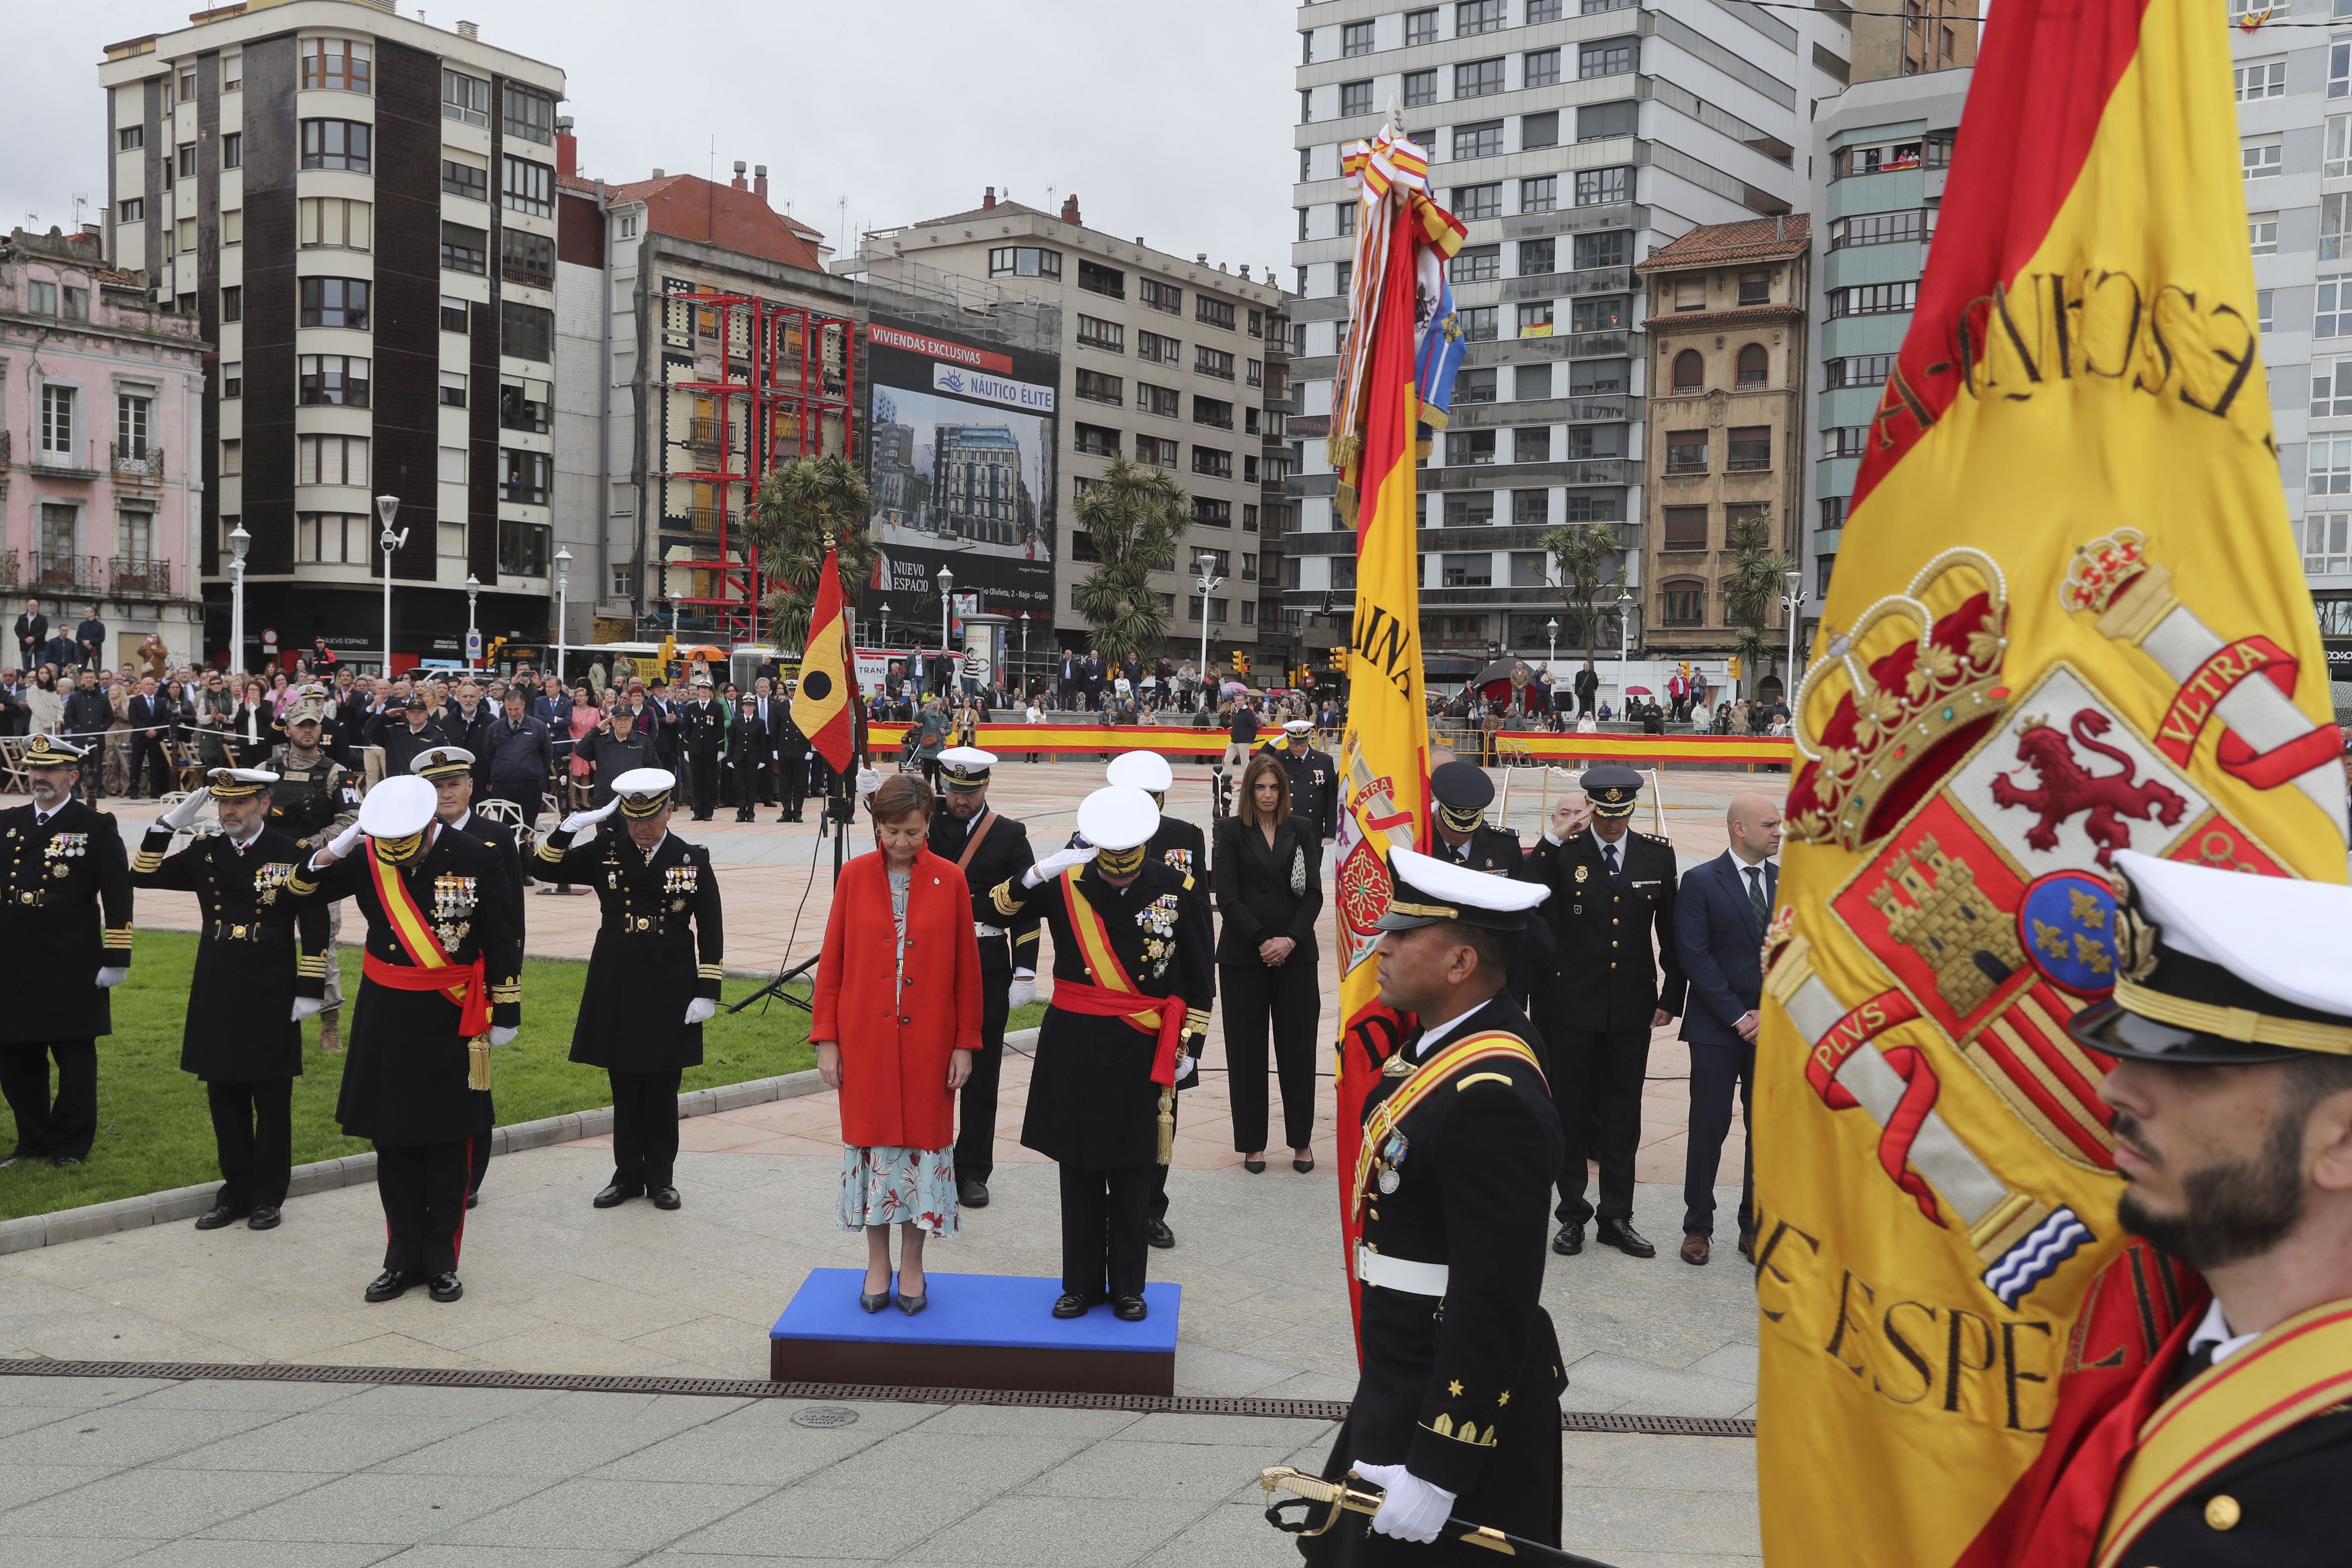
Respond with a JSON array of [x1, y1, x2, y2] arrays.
[[1050, 976, 1186, 1087], [365, 843, 490, 1039]]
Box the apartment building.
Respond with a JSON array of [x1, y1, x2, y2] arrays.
[[550, 144, 857, 650], [1802, 70, 1967, 648], [843, 193, 1295, 673], [0, 226, 209, 666], [1286, 0, 1848, 670], [1849, 0, 1977, 83], [97, 0, 567, 671], [1635, 216, 1808, 683]]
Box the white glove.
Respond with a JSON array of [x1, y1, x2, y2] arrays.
[[855, 766, 882, 797], [1174, 1052, 1198, 1084], [1023, 845, 1099, 887], [160, 787, 211, 831], [95, 966, 128, 989], [1355, 1464, 1455, 1545], [1006, 971, 1037, 1010], [326, 818, 364, 859], [291, 997, 325, 1022], [683, 996, 717, 1026], [488, 1025, 519, 1047], [560, 798, 622, 835]]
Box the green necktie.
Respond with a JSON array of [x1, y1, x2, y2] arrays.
[[1746, 864, 1769, 930]]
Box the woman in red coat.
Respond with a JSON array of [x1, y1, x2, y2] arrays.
[[812, 773, 983, 1314]]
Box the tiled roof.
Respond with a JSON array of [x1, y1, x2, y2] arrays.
[[1635, 214, 1812, 272], [555, 172, 824, 273], [1642, 303, 1806, 331]]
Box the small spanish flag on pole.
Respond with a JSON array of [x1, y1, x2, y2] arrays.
[[792, 541, 858, 775], [1760, 0, 2347, 1563]]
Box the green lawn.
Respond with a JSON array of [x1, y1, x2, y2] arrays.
[[0, 930, 1046, 1223]]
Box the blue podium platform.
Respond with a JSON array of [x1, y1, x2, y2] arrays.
[[769, 1270, 1180, 1394]]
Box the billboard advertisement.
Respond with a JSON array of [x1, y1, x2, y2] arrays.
[[864, 313, 1059, 620]]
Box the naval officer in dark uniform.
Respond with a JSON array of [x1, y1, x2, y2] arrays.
[[1106, 749, 1212, 1250], [132, 768, 330, 1229], [1273, 719, 1339, 842], [267, 694, 360, 1052], [928, 747, 1038, 1210], [1522, 763, 1684, 1259], [537, 767, 724, 1211], [679, 677, 726, 821], [412, 746, 529, 1208], [1424, 759, 1557, 1004], [0, 735, 133, 1167], [984, 787, 1213, 1320], [1307, 845, 1564, 1563], [289, 775, 521, 1303]]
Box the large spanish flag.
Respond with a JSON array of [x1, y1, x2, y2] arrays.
[[1325, 127, 1463, 1329], [1761, 0, 2349, 1562]]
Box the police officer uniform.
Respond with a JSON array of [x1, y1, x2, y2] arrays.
[[678, 682, 726, 821], [1274, 720, 1339, 842], [1308, 847, 1565, 1566], [130, 768, 328, 1228], [1521, 764, 1684, 1259], [269, 695, 360, 1051], [1425, 761, 1554, 1004], [986, 787, 1212, 1319], [0, 736, 133, 1166], [775, 704, 812, 822], [366, 694, 448, 780], [1104, 750, 1213, 1249], [538, 768, 723, 1210], [286, 776, 520, 1303], [927, 748, 1038, 1209], [412, 747, 529, 1206]]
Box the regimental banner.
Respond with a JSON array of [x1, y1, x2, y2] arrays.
[[1757, 0, 2349, 1565]]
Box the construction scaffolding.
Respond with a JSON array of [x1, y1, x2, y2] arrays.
[[662, 289, 857, 646]]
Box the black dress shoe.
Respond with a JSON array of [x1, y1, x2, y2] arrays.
[[1051, 1292, 1089, 1319], [246, 1206, 282, 1231], [193, 1203, 247, 1231], [426, 1272, 463, 1303], [50, 1155, 83, 1169], [1112, 1295, 1148, 1322], [465, 1190, 479, 1210], [593, 1182, 643, 1209], [1552, 1222, 1585, 1256], [364, 1269, 412, 1303], [651, 1186, 681, 1210], [1147, 1219, 1175, 1250], [959, 1178, 990, 1208], [1596, 1218, 1657, 1259]]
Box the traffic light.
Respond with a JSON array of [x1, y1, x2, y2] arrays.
[[1726, 655, 1741, 681], [1328, 647, 1351, 680], [1231, 650, 1250, 677], [658, 634, 679, 671], [485, 636, 508, 667]]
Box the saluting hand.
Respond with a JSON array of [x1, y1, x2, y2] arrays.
[[1548, 793, 1593, 842]]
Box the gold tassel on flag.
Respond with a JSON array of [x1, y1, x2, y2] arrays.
[[468, 1035, 491, 1091]]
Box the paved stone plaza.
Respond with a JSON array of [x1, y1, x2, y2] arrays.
[[0, 760, 1784, 1564]]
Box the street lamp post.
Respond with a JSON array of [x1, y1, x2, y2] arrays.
[[227, 521, 252, 673], [936, 567, 954, 699], [553, 546, 572, 685], [1018, 610, 1031, 700], [1194, 552, 1225, 693], [1783, 568, 1805, 709], [374, 494, 407, 677], [879, 600, 891, 650], [1545, 616, 1558, 669], [464, 574, 481, 671], [1615, 588, 1634, 712]]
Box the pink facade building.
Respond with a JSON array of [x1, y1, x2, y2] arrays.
[[0, 226, 206, 669]]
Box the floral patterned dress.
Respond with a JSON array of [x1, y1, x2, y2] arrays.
[[836, 868, 961, 1236]]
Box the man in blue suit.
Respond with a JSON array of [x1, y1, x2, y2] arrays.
[[1670, 792, 1780, 1265]]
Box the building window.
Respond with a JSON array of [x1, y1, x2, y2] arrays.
[[1513, 492, 1550, 527], [501, 227, 554, 287], [222, 361, 242, 399], [2304, 513, 2351, 575], [1513, 428, 1550, 463], [1738, 270, 1772, 305], [1193, 396, 1235, 429], [1343, 19, 1376, 55], [297, 433, 370, 487], [1194, 498, 1233, 528], [1406, 8, 1439, 45], [2250, 214, 2279, 256], [2328, 194, 2352, 262], [1456, 58, 1506, 98], [1449, 430, 1497, 466], [502, 156, 554, 217], [988, 245, 1063, 280], [442, 158, 489, 203], [2335, 37, 2352, 98], [1822, 426, 1871, 458], [1458, 0, 1505, 33], [300, 37, 371, 92], [1516, 302, 1554, 338], [496, 519, 551, 578], [502, 301, 554, 362], [1192, 446, 1234, 479], [1522, 110, 1560, 151], [1442, 552, 1493, 587], [1580, 39, 1636, 77], [1575, 167, 1631, 206], [1666, 429, 1709, 474], [1454, 183, 1502, 221], [295, 513, 366, 564], [1136, 435, 1179, 467], [1074, 422, 1121, 458], [1825, 353, 1894, 389], [1452, 121, 1504, 160], [1404, 69, 1438, 107], [1139, 278, 1181, 315], [300, 196, 372, 251], [178, 142, 198, 179], [1445, 493, 1496, 526], [1570, 297, 1627, 333], [2314, 356, 2352, 418], [1525, 47, 1562, 88], [1341, 80, 1374, 117], [222, 132, 242, 169], [1509, 178, 1557, 218], [1196, 296, 1236, 331], [1662, 505, 1709, 551], [1574, 231, 1633, 271], [221, 285, 241, 323], [117, 197, 143, 223], [116, 394, 150, 457], [299, 277, 370, 331], [500, 449, 551, 505], [223, 53, 241, 90], [1566, 424, 1623, 459], [502, 82, 557, 144], [1075, 368, 1123, 404], [1509, 238, 1553, 278], [2242, 139, 2282, 180], [2258, 289, 2275, 334], [1458, 305, 1498, 342], [1819, 496, 1847, 532], [2313, 437, 2352, 497], [1827, 281, 1920, 317], [177, 216, 197, 254], [441, 295, 470, 334], [1530, 0, 1564, 16], [1726, 426, 1771, 472], [1735, 343, 1770, 387], [1660, 580, 1706, 626], [300, 119, 371, 172], [443, 68, 491, 126], [298, 355, 370, 407], [439, 371, 466, 407], [500, 380, 550, 434], [1194, 345, 1235, 380], [1136, 382, 1180, 418], [1452, 245, 1501, 283], [118, 125, 143, 151], [2321, 281, 2352, 341], [1077, 259, 1125, 299], [1514, 364, 1553, 400], [440, 221, 488, 274], [1670, 349, 1705, 392], [2235, 59, 2288, 100], [1829, 210, 1926, 248]]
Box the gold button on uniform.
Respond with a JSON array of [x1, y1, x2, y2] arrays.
[[2203, 1494, 2240, 1531]]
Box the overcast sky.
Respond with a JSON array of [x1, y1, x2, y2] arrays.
[[1, 0, 1295, 278]]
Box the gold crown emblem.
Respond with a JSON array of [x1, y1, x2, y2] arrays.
[[1785, 548, 2009, 850], [2059, 529, 2149, 616]]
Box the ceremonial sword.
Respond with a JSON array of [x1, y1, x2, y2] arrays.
[[1259, 1467, 1622, 1565]]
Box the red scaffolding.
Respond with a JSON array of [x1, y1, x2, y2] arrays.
[[665, 293, 858, 646]]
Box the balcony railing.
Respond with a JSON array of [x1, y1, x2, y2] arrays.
[[110, 556, 172, 598], [112, 443, 165, 482], [34, 553, 103, 593]]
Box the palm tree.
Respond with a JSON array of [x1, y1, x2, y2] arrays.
[[1071, 453, 1190, 666], [741, 456, 877, 654], [1721, 508, 1795, 698], [1540, 521, 1616, 668]]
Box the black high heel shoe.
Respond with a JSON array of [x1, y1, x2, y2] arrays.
[[860, 1276, 891, 1313], [1243, 1157, 1267, 1174], [1292, 1153, 1315, 1174]]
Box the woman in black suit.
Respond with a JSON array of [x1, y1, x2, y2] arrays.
[[1213, 750, 1323, 1173]]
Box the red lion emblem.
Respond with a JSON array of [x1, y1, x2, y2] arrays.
[[1989, 710, 2189, 866]]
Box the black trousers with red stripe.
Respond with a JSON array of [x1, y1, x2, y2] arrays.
[[377, 1139, 471, 1277]]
